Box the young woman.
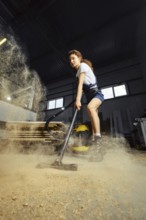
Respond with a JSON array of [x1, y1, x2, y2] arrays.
[[68, 49, 104, 144]]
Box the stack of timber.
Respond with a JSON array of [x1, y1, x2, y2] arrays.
[[0, 121, 66, 149]]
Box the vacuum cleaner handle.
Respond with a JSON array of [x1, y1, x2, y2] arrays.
[[59, 108, 78, 163]]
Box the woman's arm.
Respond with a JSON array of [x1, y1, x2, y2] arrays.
[[75, 72, 85, 110]]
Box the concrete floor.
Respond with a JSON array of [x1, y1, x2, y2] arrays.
[[0, 138, 146, 220]]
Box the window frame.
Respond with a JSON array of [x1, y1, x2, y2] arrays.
[[113, 84, 128, 97], [101, 83, 128, 100], [47, 97, 64, 110], [101, 87, 114, 100]]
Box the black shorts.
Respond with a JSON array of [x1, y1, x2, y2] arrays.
[[85, 90, 104, 103]]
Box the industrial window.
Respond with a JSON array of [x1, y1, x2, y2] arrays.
[[47, 97, 63, 110], [101, 87, 114, 99], [114, 84, 127, 97], [101, 83, 127, 100]]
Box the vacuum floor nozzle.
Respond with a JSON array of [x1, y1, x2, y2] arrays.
[[50, 160, 78, 171]]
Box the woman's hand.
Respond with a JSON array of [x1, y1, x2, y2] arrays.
[[75, 100, 81, 110]]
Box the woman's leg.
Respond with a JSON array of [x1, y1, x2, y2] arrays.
[[87, 98, 102, 137]]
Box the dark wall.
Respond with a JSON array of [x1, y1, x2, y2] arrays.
[[39, 7, 146, 137], [40, 58, 146, 136]]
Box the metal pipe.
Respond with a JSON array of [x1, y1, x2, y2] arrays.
[[58, 108, 78, 163]]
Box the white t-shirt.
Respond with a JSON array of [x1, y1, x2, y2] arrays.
[[76, 62, 97, 85]]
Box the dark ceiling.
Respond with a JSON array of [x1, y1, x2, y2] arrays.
[[0, 0, 145, 85]]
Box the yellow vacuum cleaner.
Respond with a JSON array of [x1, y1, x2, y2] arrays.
[[71, 123, 91, 153]]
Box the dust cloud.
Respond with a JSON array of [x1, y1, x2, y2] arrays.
[[0, 25, 46, 153], [0, 25, 44, 113], [0, 135, 146, 220]]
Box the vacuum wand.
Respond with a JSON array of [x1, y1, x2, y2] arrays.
[[36, 106, 78, 171], [58, 108, 78, 163], [50, 108, 78, 171]]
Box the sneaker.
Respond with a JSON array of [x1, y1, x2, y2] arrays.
[[93, 136, 102, 151], [87, 136, 101, 147], [94, 135, 102, 143], [87, 137, 95, 146]]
